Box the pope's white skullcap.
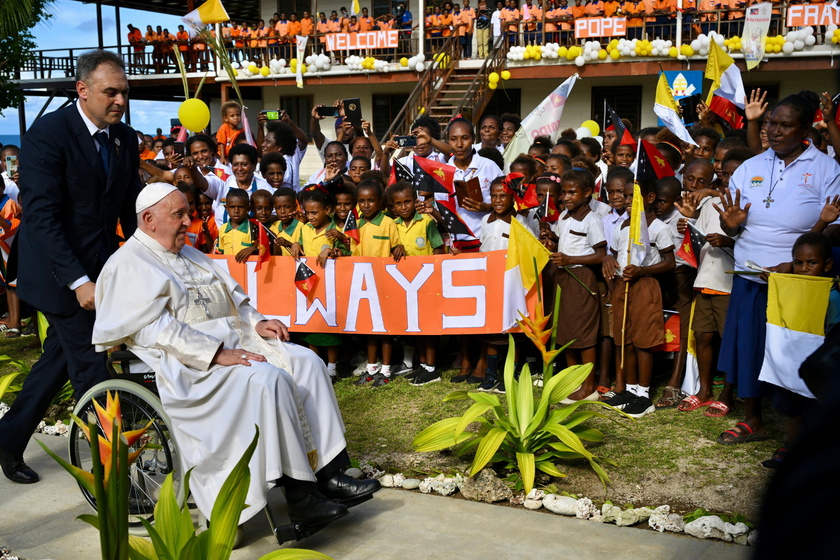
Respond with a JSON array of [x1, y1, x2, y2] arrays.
[[136, 182, 180, 213]]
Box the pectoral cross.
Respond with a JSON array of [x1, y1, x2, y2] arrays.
[[763, 195, 774, 208], [192, 290, 213, 318]]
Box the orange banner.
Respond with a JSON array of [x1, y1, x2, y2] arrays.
[[324, 30, 399, 51], [575, 17, 626, 39], [212, 251, 535, 335], [786, 4, 840, 27]]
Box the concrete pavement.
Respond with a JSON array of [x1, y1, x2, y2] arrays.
[[0, 435, 749, 560]]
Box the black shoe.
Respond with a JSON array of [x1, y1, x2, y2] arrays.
[[465, 374, 485, 384], [0, 446, 40, 484], [622, 396, 655, 418], [450, 373, 472, 383], [476, 377, 497, 392], [492, 379, 506, 394], [286, 490, 348, 526], [602, 390, 636, 410], [411, 368, 441, 386], [391, 363, 414, 377], [319, 472, 382, 504]]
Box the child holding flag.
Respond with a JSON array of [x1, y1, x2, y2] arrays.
[[550, 168, 607, 403], [602, 178, 676, 418], [270, 187, 303, 256], [353, 180, 406, 387], [387, 181, 446, 386]]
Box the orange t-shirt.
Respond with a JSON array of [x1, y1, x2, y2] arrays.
[[523, 5, 543, 31], [379, 19, 393, 30], [161, 32, 175, 53], [604, 1, 621, 16], [129, 29, 143, 49], [187, 216, 219, 250], [176, 30, 190, 51], [440, 13, 453, 36], [249, 28, 259, 47], [316, 20, 330, 42], [584, 1, 604, 16], [328, 19, 342, 32], [216, 123, 240, 158], [258, 27, 269, 47], [301, 18, 314, 35], [428, 15, 441, 35], [623, 2, 644, 26], [725, 0, 745, 20], [359, 16, 373, 31], [461, 7, 476, 33], [288, 21, 302, 37]]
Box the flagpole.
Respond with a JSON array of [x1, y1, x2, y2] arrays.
[[620, 140, 644, 368], [603, 98, 607, 138]]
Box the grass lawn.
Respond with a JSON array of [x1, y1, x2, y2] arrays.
[[2, 332, 780, 522], [334, 364, 783, 522]]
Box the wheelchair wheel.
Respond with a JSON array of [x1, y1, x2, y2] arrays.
[[68, 379, 185, 536]]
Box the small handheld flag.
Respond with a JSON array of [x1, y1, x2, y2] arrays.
[[413, 156, 456, 195], [436, 198, 475, 238], [636, 139, 675, 181], [676, 222, 706, 268], [294, 259, 319, 298], [343, 208, 360, 242], [390, 159, 414, 186], [534, 192, 560, 223], [249, 219, 271, 271]]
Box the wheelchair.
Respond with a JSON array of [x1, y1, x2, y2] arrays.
[[67, 349, 365, 544]]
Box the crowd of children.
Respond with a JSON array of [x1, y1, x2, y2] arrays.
[[7, 79, 840, 474]]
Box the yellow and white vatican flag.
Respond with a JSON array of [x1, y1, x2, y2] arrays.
[[182, 0, 230, 36], [503, 217, 551, 331], [758, 274, 834, 399], [653, 73, 697, 147]]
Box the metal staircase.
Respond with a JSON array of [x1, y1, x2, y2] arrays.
[[382, 36, 510, 139]]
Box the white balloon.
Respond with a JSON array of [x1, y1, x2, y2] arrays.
[[416, 62, 425, 72], [665, 40, 673, 48], [713, 33, 724, 45], [575, 126, 592, 138], [416, 53, 425, 61], [783, 41, 795, 54], [794, 40, 805, 50], [575, 55, 585, 66], [805, 35, 816, 46], [383, 65, 390, 72], [278, 59, 286, 67], [805, 26, 815, 36], [785, 31, 798, 42], [828, 24, 839, 35], [699, 47, 708, 56], [691, 40, 701, 51]]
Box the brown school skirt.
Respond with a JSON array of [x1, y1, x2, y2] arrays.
[[555, 265, 600, 349], [610, 276, 665, 349]]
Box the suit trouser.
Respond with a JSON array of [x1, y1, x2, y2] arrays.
[[0, 306, 109, 457]]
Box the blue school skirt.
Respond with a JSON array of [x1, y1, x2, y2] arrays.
[[717, 275, 768, 399]]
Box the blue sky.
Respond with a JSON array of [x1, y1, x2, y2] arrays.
[[0, 0, 184, 136]]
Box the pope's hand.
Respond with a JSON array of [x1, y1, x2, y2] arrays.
[[75, 281, 96, 310], [214, 349, 267, 366], [256, 319, 290, 341]]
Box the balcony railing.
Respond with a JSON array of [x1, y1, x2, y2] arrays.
[[16, 9, 831, 82]]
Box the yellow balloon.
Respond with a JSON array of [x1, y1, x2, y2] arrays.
[[488, 81, 498, 90], [489, 72, 500, 83], [248, 63, 258, 73], [598, 49, 607, 59], [558, 46, 568, 58], [400, 57, 409, 67], [501, 70, 511, 80], [301, 63, 308, 73], [582, 120, 600, 137], [534, 52, 541, 60], [669, 46, 678, 57], [260, 66, 270, 77], [178, 98, 210, 132], [290, 58, 298, 66], [610, 49, 620, 60]]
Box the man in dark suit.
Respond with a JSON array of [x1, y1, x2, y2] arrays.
[[0, 50, 142, 484]]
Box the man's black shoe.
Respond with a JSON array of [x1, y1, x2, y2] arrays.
[[319, 472, 381, 504], [0, 446, 40, 484], [286, 491, 348, 526]]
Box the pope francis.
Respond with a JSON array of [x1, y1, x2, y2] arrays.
[[92, 183, 379, 528]]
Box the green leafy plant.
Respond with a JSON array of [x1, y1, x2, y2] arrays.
[[0, 354, 28, 399], [38, 390, 332, 560], [413, 335, 630, 495]]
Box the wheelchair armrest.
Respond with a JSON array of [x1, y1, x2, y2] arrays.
[[109, 349, 139, 362]]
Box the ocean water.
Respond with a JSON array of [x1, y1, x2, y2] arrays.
[[0, 135, 21, 148]]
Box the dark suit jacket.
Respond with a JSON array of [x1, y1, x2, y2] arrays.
[[16, 103, 142, 315]]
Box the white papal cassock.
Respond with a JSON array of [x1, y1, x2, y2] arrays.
[[92, 229, 346, 523]]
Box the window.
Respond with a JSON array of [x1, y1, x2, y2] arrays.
[[373, 93, 410, 140], [591, 86, 643, 133], [480, 89, 521, 122], [278, 95, 314, 140], [373, 0, 396, 18]]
